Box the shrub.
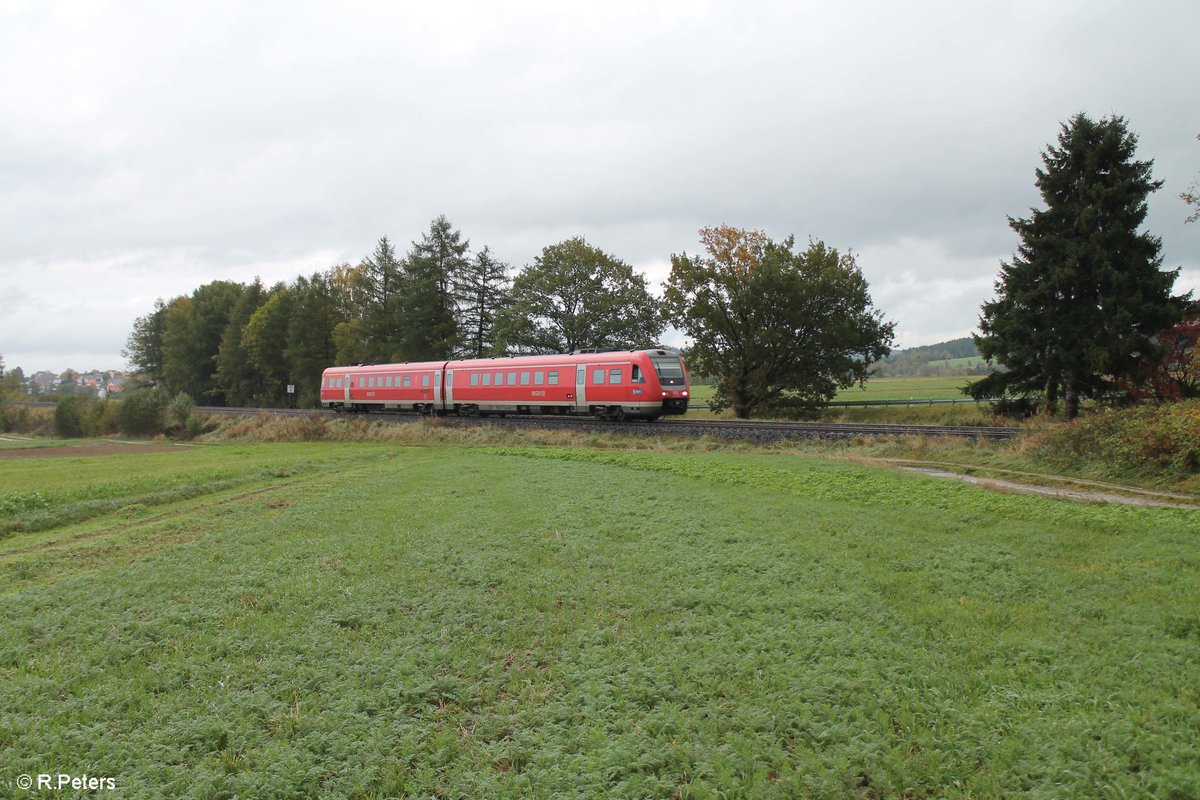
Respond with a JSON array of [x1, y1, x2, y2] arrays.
[[167, 392, 195, 429], [116, 388, 170, 437], [53, 395, 111, 438], [1031, 400, 1200, 479]]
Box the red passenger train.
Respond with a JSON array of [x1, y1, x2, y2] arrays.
[[319, 349, 690, 421]]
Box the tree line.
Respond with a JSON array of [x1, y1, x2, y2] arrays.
[[123, 216, 670, 409], [122, 217, 896, 418]]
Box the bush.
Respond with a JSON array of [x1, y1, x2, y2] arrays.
[[116, 388, 170, 437], [1030, 400, 1200, 479], [164, 392, 198, 438], [168, 392, 195, 427], [53, 395, 112, 438]]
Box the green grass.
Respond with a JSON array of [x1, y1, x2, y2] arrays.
[[686, 377, 995, 424], [2, 442, 1198, 798], [689, 376, 980, 407], [928, 356, 986, 368]]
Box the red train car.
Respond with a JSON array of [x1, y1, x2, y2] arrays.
[[320, 349, 689, 420]]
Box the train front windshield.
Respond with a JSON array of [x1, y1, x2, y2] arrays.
[[650, 354, 686, 386]]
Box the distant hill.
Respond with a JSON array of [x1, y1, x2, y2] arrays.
[[872, 337, 991, 377]]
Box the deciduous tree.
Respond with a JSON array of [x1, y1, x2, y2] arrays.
[[664, 226, 894, 418], [241, 286, 295, 405], [215, 279, 268, 407], [497, 237, 662, 354], [124, 298, 169, 385], [286, 272, 340, 406], [1182, 133, 1200, 224]]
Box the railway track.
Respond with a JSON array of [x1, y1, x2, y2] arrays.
[[195, 406, 1021, 442]]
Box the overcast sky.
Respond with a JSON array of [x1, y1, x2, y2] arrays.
[[2, 0, 1198, 374]]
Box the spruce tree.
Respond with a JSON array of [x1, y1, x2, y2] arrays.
[[973, 113, 1188, 418], [396, 215, 469, 360], [454, 246, 511, 358], [360, 236, 404, 361]]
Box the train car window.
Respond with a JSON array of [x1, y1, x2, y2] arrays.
[[520, 371, 530, 385], [534, 370, 544, 385], [495, 372, 504, 385], [422, 375, 431, 388], [609, 369, 623, 384], [403, 376, 412, 388], [383, 377, 392, 388], [592, 368, 605, 384], [508, 372, 517, 385], [548, 371, 559, 385], [482, 373, 491, 386], [631, 365, 644, 383], [470, 373, 479, 387]]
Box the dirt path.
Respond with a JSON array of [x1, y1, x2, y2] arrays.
[[0, 441, 196, 459], [860, 458, 1200, 509]]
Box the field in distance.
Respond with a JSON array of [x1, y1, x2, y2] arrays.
[[688, 374, 979, 406], [2, 441, 1197, 798]]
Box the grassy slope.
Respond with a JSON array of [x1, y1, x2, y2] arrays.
[[1, 443, 1198, 798]]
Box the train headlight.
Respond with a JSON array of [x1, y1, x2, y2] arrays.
[[662, 391, 668, 397], [682, 391, 689, 397]]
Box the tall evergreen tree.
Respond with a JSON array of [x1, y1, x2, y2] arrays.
[[454, 246, 511, 357], [973, 113, 1189, 419], [396, 215, 469, 360], [360, 237, 404, 361]]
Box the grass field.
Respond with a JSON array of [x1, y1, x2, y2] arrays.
[[2, 441, 1199, 798], [928, 356, 986, 369], [689, 376, 980, 407]]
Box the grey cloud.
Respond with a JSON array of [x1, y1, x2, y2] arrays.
[[1, 0, 1198, 370]]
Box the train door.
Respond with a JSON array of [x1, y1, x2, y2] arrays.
[[343, 373, 351, 404], [443, 369, 453, 411], [575, 365, 587, 412]]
